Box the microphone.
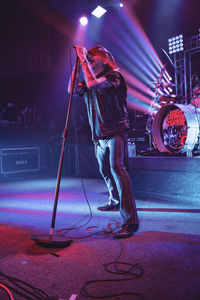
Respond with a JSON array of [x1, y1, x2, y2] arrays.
[[72, 46, 79, 58], [72, 45, 77, 53]]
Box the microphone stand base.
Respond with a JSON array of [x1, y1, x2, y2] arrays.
[[30, 234, 73, 248]]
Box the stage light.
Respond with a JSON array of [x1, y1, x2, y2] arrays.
[[119, 2, 124, 7], [83, 2, 170, 114], [91, 5, 107, 18], [168, 34, 184, 54], [79, 16, 88, 26]]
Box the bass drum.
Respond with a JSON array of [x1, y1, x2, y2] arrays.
[[152, 104, 200, 153]]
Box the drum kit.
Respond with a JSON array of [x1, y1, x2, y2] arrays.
[[147, 75, 200, 156]]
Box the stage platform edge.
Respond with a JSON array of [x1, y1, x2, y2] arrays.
[[129, 156, 200, 204]]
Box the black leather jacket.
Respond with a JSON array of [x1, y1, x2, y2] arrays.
[[79, 68, 129, 141]]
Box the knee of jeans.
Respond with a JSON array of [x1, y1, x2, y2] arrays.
[[110, 162, 124, 175], [98, 164, 107, 177], [98, 165, 104, 176]]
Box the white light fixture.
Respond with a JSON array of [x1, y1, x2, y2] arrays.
[[91, 5, 107, 18], [79, 16, 88, 26], [168, 34, 184, 54]]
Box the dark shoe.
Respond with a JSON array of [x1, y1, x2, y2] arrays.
[[97, 203, 120, 211], [113, 224, 139, 239]]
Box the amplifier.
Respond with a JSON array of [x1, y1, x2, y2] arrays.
[[65, 145, 100, 178], [0, 147, 40, 174]]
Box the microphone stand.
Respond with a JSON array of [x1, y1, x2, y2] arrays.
[[31, 55, 80, 247]]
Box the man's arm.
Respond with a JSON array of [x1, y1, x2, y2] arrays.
[[74, 46, 112, 89], [81, 62, 112, 89]]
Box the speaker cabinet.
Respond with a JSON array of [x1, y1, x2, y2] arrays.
[[0, 147, 40, 175], [65, 145, 100, 178]]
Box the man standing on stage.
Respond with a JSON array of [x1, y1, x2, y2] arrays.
[[68, 45, 139, 239]]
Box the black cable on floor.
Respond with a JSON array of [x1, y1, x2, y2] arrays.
[[79, 237, 145, 299], [80, 264, 144, 299], [57, 222, 118, 240], [0, 271, 52, 300]]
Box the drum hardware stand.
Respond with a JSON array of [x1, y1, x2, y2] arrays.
[[193, 141, 200, 156], [146, 92, 157, 153], [190, 80, 200, 155], [146, 73, 164, 153], [162, 49, 175, 69], [192, 105, 200, 156], [30, 55, 80, 247], [147, 63, 177, 154], [146, 113, 155, 152]]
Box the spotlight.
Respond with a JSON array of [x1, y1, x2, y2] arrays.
[[168, 34, 184, 54], [119, 2, 124, 7], [91, 5, 107, 18], [79, 16, 88, 26]]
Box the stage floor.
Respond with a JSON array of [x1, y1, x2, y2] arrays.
[[0, 176, 200, 300]]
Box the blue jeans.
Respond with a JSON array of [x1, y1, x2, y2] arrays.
[[94, 135, 139, 225]]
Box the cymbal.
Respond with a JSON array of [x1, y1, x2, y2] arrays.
[[193, 85, 200, 93], [152, 81, 176, 88], [161, 82, 176, 88]]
